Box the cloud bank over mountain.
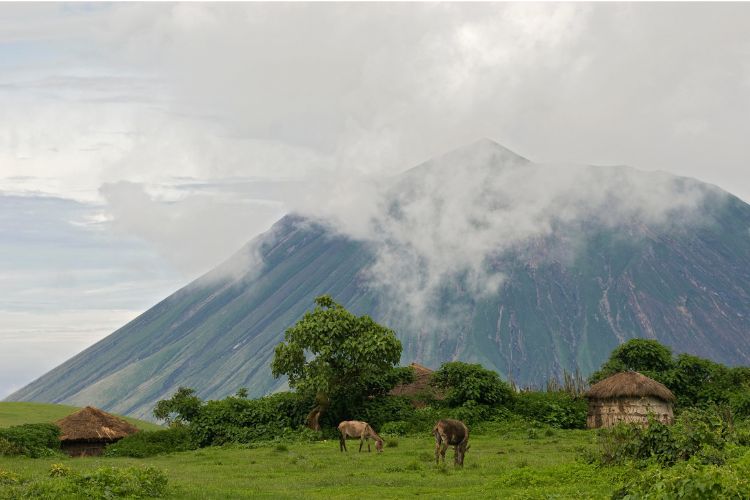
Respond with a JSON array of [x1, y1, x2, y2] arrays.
[[2, 3, 750, 397]]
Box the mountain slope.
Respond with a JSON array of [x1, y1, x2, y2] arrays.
[[8, 141, 750, 419]]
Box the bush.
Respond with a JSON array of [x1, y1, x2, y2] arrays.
[[431, 362, 514, 407], [380, 421, 410, 436], [347, 395, 415, 431], [0, 469, 22, 486], [65, 466, 167, 498], [191, 391, 314, 446], [153, 387, 203, 425], [513, 392, 587, 429], [595, 407, 734, 467], [615, 460, 750, 499], [0, 423, 60, 457], [105, 426, 197, 457], [1, 465, 169, 499]]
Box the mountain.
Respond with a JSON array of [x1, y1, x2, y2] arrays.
[[8, 140, 750, 420]]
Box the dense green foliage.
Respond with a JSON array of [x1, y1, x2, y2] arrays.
[[0, 424, 60, 458], [104, 427, 198, 458], [512, 391, 587, 429], [431, 362, 514, 407], [590, 339, 674, 382], [153, 387, 202, 426], [590, 339, 750, 412], [271, 295, 402, 419], [0, 464, 168, 499], [615, 457, 750, 499], [191, 392, 315, 446], [594, 406, 738, 467]]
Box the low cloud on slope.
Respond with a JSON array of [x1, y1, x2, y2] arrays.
[[289, 139, 714, 327]]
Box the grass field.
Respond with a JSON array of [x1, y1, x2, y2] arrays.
[[0, 422, 628, 498], [0, 402, 163, 431]]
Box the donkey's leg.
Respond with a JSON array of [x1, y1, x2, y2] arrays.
[[359, 436, 364, 452]]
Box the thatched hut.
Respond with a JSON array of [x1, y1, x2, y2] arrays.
[[389, 362, 443, 407], [585, 371, 675, 429], [55, 406, 139, 456]]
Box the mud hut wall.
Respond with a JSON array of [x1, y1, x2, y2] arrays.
[[587, 396, 673, 429], [61, 440, 109, 457]]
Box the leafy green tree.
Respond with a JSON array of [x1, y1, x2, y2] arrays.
[[153, 387, 203, 425], [271, 295, 402, 429], [431, 361, 513, 407], [589, 339, 675, 384]]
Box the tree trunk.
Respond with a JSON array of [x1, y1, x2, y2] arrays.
[[306, 406, 323, 431], [306, 392, 330, 431]]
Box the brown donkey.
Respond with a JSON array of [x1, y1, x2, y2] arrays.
[[337, 420, 384, 453], [433, 418, 470, 466]]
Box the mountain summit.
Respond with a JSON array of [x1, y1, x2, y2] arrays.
[[8, 141, 750, 419]]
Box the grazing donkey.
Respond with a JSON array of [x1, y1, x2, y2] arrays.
[[433, 418, 470, 466], [337, 420, 384, 453]]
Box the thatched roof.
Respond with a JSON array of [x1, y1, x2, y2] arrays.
[[390, 363, 438, 398], [55, 406, 139, 442], [586, 371, 675, 402]]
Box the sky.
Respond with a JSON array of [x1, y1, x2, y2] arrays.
[[1, 3, 750, 399]]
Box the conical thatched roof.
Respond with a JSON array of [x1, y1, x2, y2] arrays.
[[56, 406, 139, 442], [586, 371, 675, 402]]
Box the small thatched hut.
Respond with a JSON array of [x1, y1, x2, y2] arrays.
[[55, 406, 139, 457], [389, 362, 443, 407], [585, 371, 675, 429]]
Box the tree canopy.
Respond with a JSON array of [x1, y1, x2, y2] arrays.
[[153, 387, 202, 425], [589, 339, 674, 384], [271, 295, 402, 418]]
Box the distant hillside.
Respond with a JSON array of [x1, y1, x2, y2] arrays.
[[7, 140, 750, 420], [0, 402, 162, 430]]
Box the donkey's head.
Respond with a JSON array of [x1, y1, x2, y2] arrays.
[[375, 439, 384, 453]]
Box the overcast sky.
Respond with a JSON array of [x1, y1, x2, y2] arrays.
[[2, 3, 749, 399]]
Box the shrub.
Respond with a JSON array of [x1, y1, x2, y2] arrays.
[[105, 426, 197, 457], [380, 421, 410, 436], [0, 423, 60, 457], [73, 465, 169, 498], [595, 406, 734, 467], [49, 463, 73, 478], [431, 362, 514, 407], [615, 460, 750, 499], [513, 391, 587, 429], [4, 465, 169, 499], [153, 387, 202, 425], [0, 469, 22, 485], [348, 395, 415, 431], [190, 391, 314, 446]]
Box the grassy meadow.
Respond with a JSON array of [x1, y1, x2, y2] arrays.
[[0, 420, 627, 499]]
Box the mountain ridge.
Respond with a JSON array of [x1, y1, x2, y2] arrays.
[[7, 141, 750, 420]]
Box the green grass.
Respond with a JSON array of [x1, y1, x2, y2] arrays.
[[0, 425, 628, 498], [0, 402, 162, 431]]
